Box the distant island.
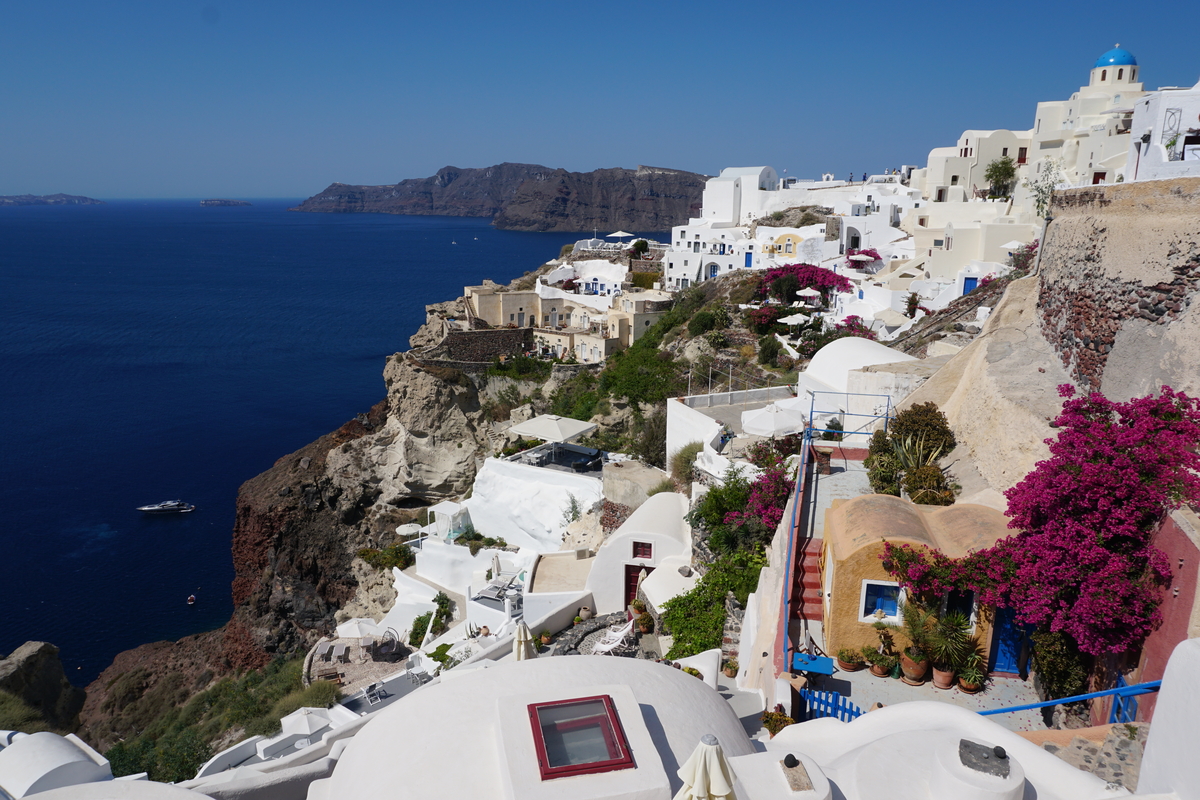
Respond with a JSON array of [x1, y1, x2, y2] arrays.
[[0, 194, 103, 206], [290, 162, 706, 232], [200, 199, 252, 207]]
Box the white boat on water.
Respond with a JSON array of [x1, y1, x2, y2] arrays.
[[137, 500, 195, 514]]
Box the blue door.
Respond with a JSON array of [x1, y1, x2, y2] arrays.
[[745, 253, 753, 269], [990, 607, 1030, 674], [963, 277, 978, 294]]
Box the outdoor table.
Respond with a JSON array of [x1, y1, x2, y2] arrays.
[[792, 652, 836, 675]]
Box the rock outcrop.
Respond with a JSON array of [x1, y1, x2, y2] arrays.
[[0, 642, 86, 731], [903, 177, 1200, 497], [0, 194, 103, 206], [290, 163, 706, 232]]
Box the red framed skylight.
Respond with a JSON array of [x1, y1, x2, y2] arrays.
[[528, 695, 636, 780]]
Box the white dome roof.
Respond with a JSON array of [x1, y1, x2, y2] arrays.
[[804, 337, 917, 394]]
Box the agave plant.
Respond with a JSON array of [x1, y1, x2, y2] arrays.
[[891, 433, 944, 473]]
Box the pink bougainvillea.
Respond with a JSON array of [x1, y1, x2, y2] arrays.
[[724, 467, 795, 533], [882, 385, 1200, 656], [761, 263, 853, 299], [844, 248, 882, 267]]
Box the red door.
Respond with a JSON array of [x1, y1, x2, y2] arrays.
[[625, 564, 655, 608], [1092, 172, 1106, 184]]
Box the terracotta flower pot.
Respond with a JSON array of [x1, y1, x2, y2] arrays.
[[868, 662, 890, 678], [958, 678, 982, 694], [540, 635, 552, 645], [899, 653, 929, 685], [836, 658, 865, 672], [931, 666, 956, 689]]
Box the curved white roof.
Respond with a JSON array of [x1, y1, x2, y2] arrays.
[[803, 337, 917, 394], [611, 491, 689, 544], [325, 656, 753, 798]]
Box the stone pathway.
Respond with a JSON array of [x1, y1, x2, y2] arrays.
[[1040, 722, 1148, 791]]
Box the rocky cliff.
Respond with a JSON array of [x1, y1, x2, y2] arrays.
[[0, 642, 86, 731], [290, 163, 706, 232], [904, 177, 1200, 499]]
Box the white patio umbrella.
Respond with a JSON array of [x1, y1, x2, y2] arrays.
[[607, 231, 634, 239], [491, 552, 503, 579], [741, 403, 807, 437], [336, 618, 383, 640], [848, 254, 876, 262], [1000, 239, 1025, 251], [796, 287, 822, 297], [673, 734, 736, 800], [508, 413, 598, 443], [513, 620, 537, 661], [778, 313, 808, 325], [280, 707, 332, 737], [775, 395, 809, 413]]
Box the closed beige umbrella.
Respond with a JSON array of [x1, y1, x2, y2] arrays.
[[674, 734, 736, 800], [513, 620, 537, 661]]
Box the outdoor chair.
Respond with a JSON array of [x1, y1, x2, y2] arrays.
[[406, 655, 431, 687], [364, 682, 384, 706], [589, 619, 635, 656]]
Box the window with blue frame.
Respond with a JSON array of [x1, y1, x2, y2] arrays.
[[860, 581, 901, 622]]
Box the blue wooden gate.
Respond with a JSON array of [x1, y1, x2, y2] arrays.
[[798, 689, 863, 722], [963, 277, 978, 294]]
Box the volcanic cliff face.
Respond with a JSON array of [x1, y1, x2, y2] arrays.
[[290, 163, 706, 232]]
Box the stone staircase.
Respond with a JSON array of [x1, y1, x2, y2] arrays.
[[795, 538, 823, 622]]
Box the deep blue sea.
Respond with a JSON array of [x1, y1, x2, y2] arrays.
[[0, 199, 660, 684]]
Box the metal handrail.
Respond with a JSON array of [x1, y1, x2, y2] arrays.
[[977, 680, 1161, 716]]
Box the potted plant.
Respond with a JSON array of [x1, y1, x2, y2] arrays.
[[682, 666, 704, 680], [723, 658, 739, 678], [927, 610, 972, 690], [958, 656, 986, 694], [835, 648, 865, 672], [540, 629, 552, 646], [863, 648, 897, 678], [630, 598, 646, 614], [896, 601, 933, 685], [636, 612, 654, 634], [573, 615, 583, 626], [761, 705, 795, 738]]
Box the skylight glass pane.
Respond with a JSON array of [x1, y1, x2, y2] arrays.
[[536, 700, 621, 767]]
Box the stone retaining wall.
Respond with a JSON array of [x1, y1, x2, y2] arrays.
[[443, 327, 533, 362], [1038, 178, 1200, 394], [721, 591, 744, 665]]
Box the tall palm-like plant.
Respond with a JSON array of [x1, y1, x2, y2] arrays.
[[893, 600, 935, 683], [927, 610, 972, 671]]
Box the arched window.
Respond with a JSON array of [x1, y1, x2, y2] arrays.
[[1118, 68, 1124, 80], [1101, 69, 1107, 81]]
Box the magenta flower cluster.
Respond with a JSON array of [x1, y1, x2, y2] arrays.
[[844, 248, 882, 267], [761, 263, 853, 297], [724, 467, 795, 533], [882, 385, 1200, 656], [833, 315, 877, 340]]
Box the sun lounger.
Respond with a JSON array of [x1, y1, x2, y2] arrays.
[[315, 642, 332, 661], [590, 619, 635, 656], [332, 643, 349, 662]]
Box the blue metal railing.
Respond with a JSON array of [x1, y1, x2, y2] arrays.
[[977, 680, 1160, 717]]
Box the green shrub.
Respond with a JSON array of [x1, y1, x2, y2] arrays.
[[487, 355, 551, 381], [358, 543, 415, 572], [688, 310, 717, 337], [704, 329, 728, 349], [629, 271, 657, 290], [0, 691, 50, 734], [661, 551, 766, 659], [631, 239, 650, 255], [821, 418, 844, 441], [671, 442, 704, 484], [409, 612, 433, 646], [757, 335, 782, 366], [629, 406, 668, 469], [647, 478, 676, 496], [559, 243, 574, 258], [1032, 628, 1089, 700], [761, 709, 795, 736], [866, 452, 902, 496], [889, 402, 956, 454], [600, 347, 683, 405], [550, 370, 600, 420]]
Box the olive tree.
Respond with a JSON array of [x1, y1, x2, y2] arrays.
[[984, 156, 1017, 196]]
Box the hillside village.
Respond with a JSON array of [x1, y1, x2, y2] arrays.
[[5, 46, 1200, 800]]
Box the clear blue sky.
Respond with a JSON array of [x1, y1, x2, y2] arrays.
[[2, 1, 1197, 199]]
